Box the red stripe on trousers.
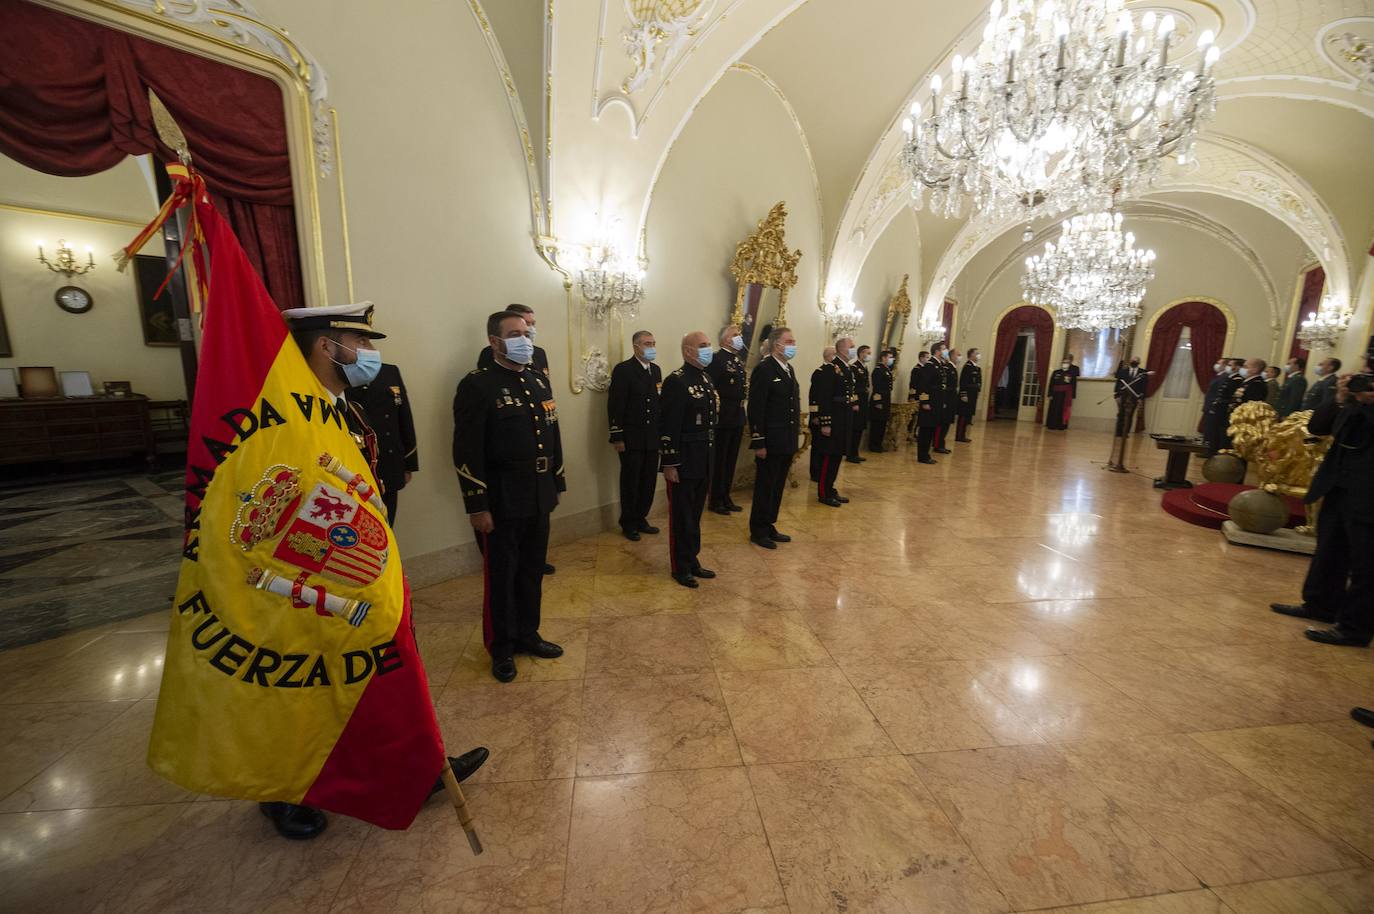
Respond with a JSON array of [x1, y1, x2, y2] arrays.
[[819, 456, 830, 498]]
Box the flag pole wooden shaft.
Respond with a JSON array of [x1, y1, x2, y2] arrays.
[[440, 763, 484, 855]]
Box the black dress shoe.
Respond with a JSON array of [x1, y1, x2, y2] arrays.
[[1305, 625, 1373, 647], [726, 502, 744, 513], [514, 635, 564, 658], [492, 655, 517, 682], [845, 457, 862, 464], [934, 447, 952, 454], [691, 566, 716, 579], [768, 531, 791, 543], [818, 496, 843, 508], [543, 563, 555, 576], [672, 571, 699, 588], [1271, 603, 1336, 623], [623, 528, 641, 541], [710, 504, 732, 515], [835, 494, 850, 504], [751, 535, 778, 549], [955, 437, 972, 443], [260, 802, 328, 840], [1351, 707, 1374, 729], [638, 523, 659, 535], [430, 747, 490, 797], [918, 457, 937, 465]]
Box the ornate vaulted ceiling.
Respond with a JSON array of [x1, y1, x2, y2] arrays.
[[471, 0, 1374, 323]]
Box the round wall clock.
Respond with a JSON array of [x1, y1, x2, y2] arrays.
[[55, 286, 93, 314]]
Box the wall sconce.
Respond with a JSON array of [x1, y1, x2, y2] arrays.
[[917, 312, 948, 346], [821, 296, 864, 337], [562, 238, 646, 323], [37, 239, 96, 277], [1296, 292, 1354, 350]]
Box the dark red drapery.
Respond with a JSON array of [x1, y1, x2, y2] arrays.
[[987, 305, 1054, 422], [1141, 300, 1227, 431], [0, 0, 303, 309], [1288, 266, 1325, 363]]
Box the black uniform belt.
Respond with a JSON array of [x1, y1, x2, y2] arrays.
[[680, 431, 714, 442], [493, 456, 551, 473]]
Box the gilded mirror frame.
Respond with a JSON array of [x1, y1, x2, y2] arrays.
[[729, 201, 802, 347]]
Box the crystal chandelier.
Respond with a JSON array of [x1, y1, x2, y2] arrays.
[[1022, 211, 1156, 330], [917, 314, 948, 346], [570, 240, 645, 323], [822, 296, 864, 337], [900, 0, 1220, 223], [1295, 292, 1353, 350]]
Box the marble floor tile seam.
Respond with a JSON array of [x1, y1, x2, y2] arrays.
[[1009, 887, 1238, 913], [0, 494, 157, 522], [0, 563, 179, 613], [0, 521, 182, 561]]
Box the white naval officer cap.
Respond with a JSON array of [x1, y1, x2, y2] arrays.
[[281, 301, 386, 339]]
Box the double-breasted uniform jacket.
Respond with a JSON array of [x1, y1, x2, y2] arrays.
[[659, 363, 718, 479], [850, 359, 870, 420], [748, 356, 800, 455], [907, 361, 928, 401], [350, 363, 417, 497], [1232, 374, 1269, 408], [452, 364, 565, 518], [705, 347, 748, 428], [871, 362, 893, 409], [914, 359, 949, 428], [937, 358, 959, 418], [607, 357, 663, 451], [809, 357, 855, 454], [958, 361, 982, 418]]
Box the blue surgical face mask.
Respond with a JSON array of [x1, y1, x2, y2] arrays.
[[333, 342, 382, 387], [731, 335, 745, 351], [782, 344, 797, 360], [697, 345, 714, 367], [525, 325, 537, 340], [641, 346, 657, 362], [501, 335, 535, 365], [1314, 365, 1325, 377], [1238, 367, 1250, 378]]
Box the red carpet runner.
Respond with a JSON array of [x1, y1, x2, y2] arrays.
[[1161, 482, 1305, 530]]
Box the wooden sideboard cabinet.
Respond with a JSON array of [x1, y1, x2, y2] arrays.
[[0, 395, 156, 467]]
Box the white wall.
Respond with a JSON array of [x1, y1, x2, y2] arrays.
[[0, 157, 182, 400], [852, 210, 920, 355]]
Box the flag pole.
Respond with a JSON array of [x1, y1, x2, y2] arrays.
[[440, 762, 484, 855]]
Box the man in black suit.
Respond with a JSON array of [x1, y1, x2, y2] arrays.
[[1303, 357, 1341, 410], [913, 342, 949, 465], [810, 338, 856, 506], [1112, 357, 1151, 439], [705, 324, 748, 515], [660, 331, 718, 588], [868, 349, 895, 452], [607, 330, 662, 541], [956, 347, 982, 442], [350, 363, 418, 522], [1271, 361, 1374, 648], [748, 327, 800, 549], [847, 345, 871, 463]]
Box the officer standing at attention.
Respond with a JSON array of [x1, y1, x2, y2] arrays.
[[660, 331, 719, 588], [956, 347, 982, 443], [935, 347, 960, 453], [868, 348, 895, 452], [477, 303, 549, 376], [811, 339, 855, 507], [914, 341, 950, 465], [280, 302, 487, 839], [350, 362, 418, 522], [906, 349, 931, 441], [607, 330, 662, 541], [809, 345, 836, 484], [748, 326, 800, 549], [705, 324, 748, 515], [847, 344, 871, 463], [454, 310, 566, 682]]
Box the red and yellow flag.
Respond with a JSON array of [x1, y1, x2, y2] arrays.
[[143, 169, 444, 829]]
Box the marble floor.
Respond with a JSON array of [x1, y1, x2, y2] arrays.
[[2, 422, 1372, 913]]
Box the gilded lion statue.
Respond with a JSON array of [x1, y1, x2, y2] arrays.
[[1225, 401, 1276, 464], [1225, 403, 1332, 533]]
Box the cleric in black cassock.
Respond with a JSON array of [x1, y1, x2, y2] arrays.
[[705, 324, 748, 515], [660, 331, 719, 589], [1046, 361, 1074, 430]]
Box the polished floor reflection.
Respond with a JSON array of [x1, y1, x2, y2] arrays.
[[2, 422, 1372, 913]]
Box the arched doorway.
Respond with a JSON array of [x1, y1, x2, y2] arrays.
[[1141, 299, 1234, 435], [988, 304, 1055, 423]]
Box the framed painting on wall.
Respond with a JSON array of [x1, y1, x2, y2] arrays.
[[133, 254, 180, 346]]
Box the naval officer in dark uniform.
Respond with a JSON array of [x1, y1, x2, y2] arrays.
[[956, 348, 982, 442], [607, 330, 662, 540], [748, 326, 800, 549], [477, 303, 549, 375], [847, 345, 871, 462], [934, 347, 959, 453], [277, 301, 486, 840], [705, 324, 748, 515], [913, 342, 950, 464], [660, 331, 718, 588], [868, 349, 894, 452], [811, 337, 857, 506], [350, 363, 418, 522], [454, 310, 566, 683]]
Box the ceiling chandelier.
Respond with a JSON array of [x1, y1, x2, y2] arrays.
[[822, 296, 864, 337], [900, 0, 1221, 224], [1295, 292, 1354, 350], [1022, 211, 1156, 330]]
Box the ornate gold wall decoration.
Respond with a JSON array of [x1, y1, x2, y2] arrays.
[[881, 273, 911, 353], [1225, 401, 1277, 464], [729, 201, 802, 326]]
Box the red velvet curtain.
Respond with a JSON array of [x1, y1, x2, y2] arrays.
[[1288, 266, 1325, 363], [987, 305, 1055, 422], [1140, 300, 1226, 431], [0, 0, 303, 310]]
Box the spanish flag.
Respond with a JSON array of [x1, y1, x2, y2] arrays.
[[141, 167, 444, 829]]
